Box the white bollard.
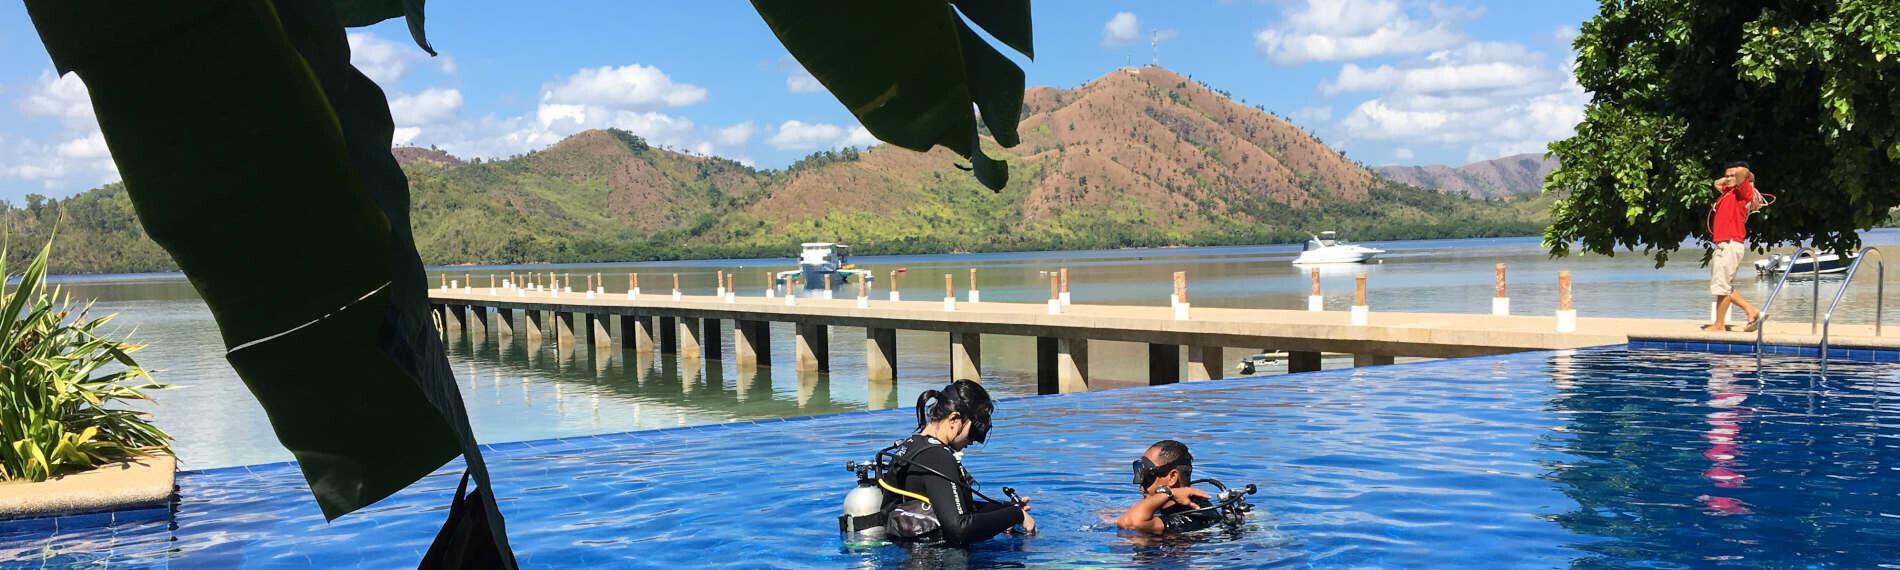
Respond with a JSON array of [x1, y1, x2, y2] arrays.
[[672, 291, 682, 302], [1557, 309, 1578, 333], [628, 288, 639, 300], [596, 286, 605, 295], [1351, 305, 1370, 326], [1059, 291, 1071, 306], [1048, 299, 1062, 315], [717, 286, 726, 298], [1557, 271, 1577, 332], [1709, 301, 1737, 323], [969, 290, 980, 303], [1493, 297, 1511, 316], [726, 292, 736, 304], [857, 296, 869, 309], [785, 293, 796, 306], [450, 280, 459, 289], [944, 298, 956, 312], [1308, 295, 1324, 312], [585, 290, 595, 300], [889, 291, 901, 302], [1174, 302, 1190, 321], [766, 288, 776, 298]]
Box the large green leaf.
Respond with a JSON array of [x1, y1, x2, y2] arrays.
[[751, 0, 1033, 191], [22, 0, 510, 565], [330, 0, 434, 55]]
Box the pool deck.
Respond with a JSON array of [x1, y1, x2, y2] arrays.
[[0, 452, 173, 519], [428, 288, 1899, 364]]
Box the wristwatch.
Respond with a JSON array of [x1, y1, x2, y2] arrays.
[[1156, 486, 1174, 500]]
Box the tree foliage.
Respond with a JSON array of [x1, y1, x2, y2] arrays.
[[1546, 0, 1900, 265]]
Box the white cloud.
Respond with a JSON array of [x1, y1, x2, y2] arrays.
[[1254, 0, 1467, 64], [1102, 12, 1141, 47], [716, 122, 756, 146], [541, 64, 707, 110], [1290, 105, 1332, 124], [766, 120, 876, 151], [1293, 3, 1590, 164], [4, 70, 119, 196], [388, 88, 464, 126], [1323, 61, 1544, 95], [346, 32, 454, 87]]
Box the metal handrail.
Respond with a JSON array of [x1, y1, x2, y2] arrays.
[[1819, 247, 1884, 371], [1754, 247, 1823, 358]]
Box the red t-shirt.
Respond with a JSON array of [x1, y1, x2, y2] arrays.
[[1712, 180, 1754, 243]]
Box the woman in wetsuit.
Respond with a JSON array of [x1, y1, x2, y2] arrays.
[[881, 380, 1034, 545]]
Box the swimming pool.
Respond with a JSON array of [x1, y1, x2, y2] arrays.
[[6, 347, 1899, 567]]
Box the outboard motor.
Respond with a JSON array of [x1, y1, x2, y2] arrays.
[[839, 461, 887, 539]]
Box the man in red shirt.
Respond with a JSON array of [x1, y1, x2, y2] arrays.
[[1704, 161, 1760, 332]]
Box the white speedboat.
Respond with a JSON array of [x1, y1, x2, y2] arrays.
[[775, 242, 874, 293], [1754, 252, 1853, 276], [1292, 231, 1384, 264]]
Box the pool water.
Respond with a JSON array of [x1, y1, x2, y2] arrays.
[[7, 347, 1900, 568]]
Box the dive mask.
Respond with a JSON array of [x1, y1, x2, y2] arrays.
[[1132, 457, 1186, 489]]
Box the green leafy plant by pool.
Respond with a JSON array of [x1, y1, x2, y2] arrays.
[[0, 234, 168, 482]]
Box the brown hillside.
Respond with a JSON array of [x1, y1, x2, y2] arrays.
[[751, 66, 1376, 232], [512, 129, 766, 232]]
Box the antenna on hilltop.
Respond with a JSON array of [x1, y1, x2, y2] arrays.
[[1151, 32, 1159, 67]]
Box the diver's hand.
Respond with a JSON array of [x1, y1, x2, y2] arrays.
[[1170, 486, 1210, 508], [1016, 495, 1031, 512], [1020, 510, 1037, 534]]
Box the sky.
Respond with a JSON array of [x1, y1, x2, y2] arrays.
[[0, 0, 1599, 203]]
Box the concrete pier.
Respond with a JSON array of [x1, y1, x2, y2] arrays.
[[428, 285, 1841, 392]]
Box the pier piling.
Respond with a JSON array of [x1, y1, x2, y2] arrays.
[[795, 323, 830, 372], [1351, 272, 1370, 326], [950, 332, 982, 381], [1059, 268, 1071, 306], [1557, 271, 1577, 332], [968, 269, 980, 303], [1308, 268, 1323, 312], [1493, 263, 1510, 316], [867, 327, 897, 381]]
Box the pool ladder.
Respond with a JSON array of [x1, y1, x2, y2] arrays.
[[1754, 247, 1886, 371], [1819, 247, 1883, 372]]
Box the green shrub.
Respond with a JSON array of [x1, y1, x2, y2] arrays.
[[0, 235, 168, 481]]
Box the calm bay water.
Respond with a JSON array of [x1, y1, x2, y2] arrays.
[[62, 230, 1900, 469]]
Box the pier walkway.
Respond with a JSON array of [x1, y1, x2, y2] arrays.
[[428, 287, 1891, 393]]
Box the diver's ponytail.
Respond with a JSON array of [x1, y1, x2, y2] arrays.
[[914, 389, 943, 430]]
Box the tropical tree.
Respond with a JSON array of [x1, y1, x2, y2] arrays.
[[1545, 0, 1900, 265], [18, 0, 1029, 566]]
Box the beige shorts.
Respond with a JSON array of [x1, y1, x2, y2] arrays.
[[1710, 241, 1745, 296]]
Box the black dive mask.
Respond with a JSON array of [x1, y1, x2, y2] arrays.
[[1132, 457, 1187, 489], [966, 411, 991, 444]]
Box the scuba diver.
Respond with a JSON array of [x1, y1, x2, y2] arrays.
[[1116, 440, 1257, 535], [839, 380, 1034, 545]]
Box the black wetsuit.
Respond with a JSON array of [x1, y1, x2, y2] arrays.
[[1159, 496, 1223, 533], [884, 435, 1023, 546]]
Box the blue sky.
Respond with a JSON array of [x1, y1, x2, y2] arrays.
[[0, 0, 1598, 203]]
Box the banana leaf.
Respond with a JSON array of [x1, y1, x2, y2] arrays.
[[751, 0, 1033, 191], [22, 0, 512, 566]]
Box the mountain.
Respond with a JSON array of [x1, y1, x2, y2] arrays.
[[3, 66, 1549, 274], [1374, 153, 1558, 199]]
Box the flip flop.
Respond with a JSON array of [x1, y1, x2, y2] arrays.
[[1741, 315, 1762, 333]]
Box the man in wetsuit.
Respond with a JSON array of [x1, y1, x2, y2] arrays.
[[1117, 440, 1222, 535]]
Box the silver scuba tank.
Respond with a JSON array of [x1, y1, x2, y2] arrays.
[[840, 478, 887, 537]]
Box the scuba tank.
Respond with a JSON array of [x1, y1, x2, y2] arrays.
[[839, 461, 888, 539]]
